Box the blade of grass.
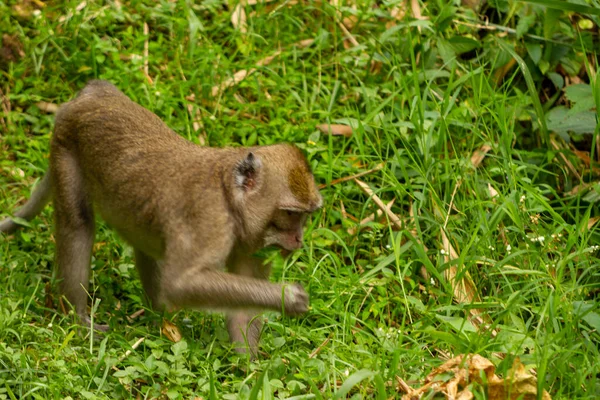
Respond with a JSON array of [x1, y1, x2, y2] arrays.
[[497, 39, 549, 147]]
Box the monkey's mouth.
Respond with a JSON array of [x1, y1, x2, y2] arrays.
[[266, 225, 303, 252]]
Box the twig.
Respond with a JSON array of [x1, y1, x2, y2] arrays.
[[354, 179, 403, 230], [396, 376, 413, 394], [318, 163, 384, 189], [309, 335, 332, 358], [211, 39, 313, 97], [128, 309, 145, 320], [112, 337, 146, 371], [142, 22, 152, 84], [348, 198, 396, 235], [443, 180, 461, 230], [550, 137, 582, 180], [337, 19, 359, 47]]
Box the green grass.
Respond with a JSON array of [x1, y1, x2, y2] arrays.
[[1, 0, 599, 398]]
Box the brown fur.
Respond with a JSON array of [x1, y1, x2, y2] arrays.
[[0, 80, 322, 357]]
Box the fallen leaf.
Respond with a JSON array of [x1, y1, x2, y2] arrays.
[[231, 3, 248, 34], [488, 183, 499, 199], [316, 123, 353, 137], [470, 144, 491, 168], [402, 354, 552, 400], [488, 358, 552, 400], [162, 319, 182, 342]]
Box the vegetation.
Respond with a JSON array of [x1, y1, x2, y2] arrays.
[[1, 0, 599, 398]]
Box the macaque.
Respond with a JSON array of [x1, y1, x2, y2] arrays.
[[0, 80, 322, 356]]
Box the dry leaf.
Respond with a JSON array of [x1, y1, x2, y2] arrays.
[[231, 3, 248, 34], [550, 137, 581, 180], [488, 183, 499, 199], [411, 0, 424, 20], [462, 0, 482, 10], [567, 182, 590, 196], [37, 101, 59, 113], [470, 144, 491, 168], [162, 319, 182, 342], [316, 123, 353, 137], [587, 216, 600, 230], [440, 229, 488, 330], [1, 34, 25, 66], [246, 0, 277, 5], [403, 354, 552, 400], [386, 3, 407, 28], [488, 358, 552, 400], [129, 309, 145, 320], [572, 149, 591, 166], [441, 229, 478, 306]]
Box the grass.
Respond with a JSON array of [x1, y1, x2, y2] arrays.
[[1, 0, 599, 399]]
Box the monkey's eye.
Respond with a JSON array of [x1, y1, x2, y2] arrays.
[[286, 211, 294, 216]]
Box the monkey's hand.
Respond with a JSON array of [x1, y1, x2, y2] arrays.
[[282, 283, 309, 316]]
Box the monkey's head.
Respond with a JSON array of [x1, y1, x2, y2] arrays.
[[232, 144, 322, 252]]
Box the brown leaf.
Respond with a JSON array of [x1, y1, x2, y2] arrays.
[[470, 144, 491, 168], [402, 355, 552, 400], [386, 3, 407, 28], [488, 358, 552, 400], [488, 183, 499, 199], [441, 230, 487, 328], [231, 3, 248, 34], [37, 101, 59, 113], [316, 123, 353, 137], [162, 319, 182, 343], [572, 148, 591, 167], [1, 34, 24, 68], [588, 216, 600, 230]]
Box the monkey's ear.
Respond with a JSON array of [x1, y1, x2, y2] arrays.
[[234, 152, 262, 191]]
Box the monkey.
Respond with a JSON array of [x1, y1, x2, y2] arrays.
[[0, 80, 322, 356]]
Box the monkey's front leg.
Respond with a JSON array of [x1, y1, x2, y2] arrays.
[[164, 269, 308, 315]]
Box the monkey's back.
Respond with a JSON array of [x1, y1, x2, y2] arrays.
[[50, 81, 233, 258]]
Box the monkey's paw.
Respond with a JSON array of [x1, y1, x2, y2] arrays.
[[283, 283, 309, 316]]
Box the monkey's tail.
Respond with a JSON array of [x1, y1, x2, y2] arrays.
[[0, 172, 52, 234]]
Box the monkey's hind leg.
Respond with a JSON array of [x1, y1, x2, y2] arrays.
[[51, 149, 106, 331], [134, 249, 161, 308], [226, 311, 263, 358], [226, 255, 272, 358]]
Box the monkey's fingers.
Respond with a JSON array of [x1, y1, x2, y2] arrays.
[[82, 315, 110, 332], [283, 283, 309, 316]]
